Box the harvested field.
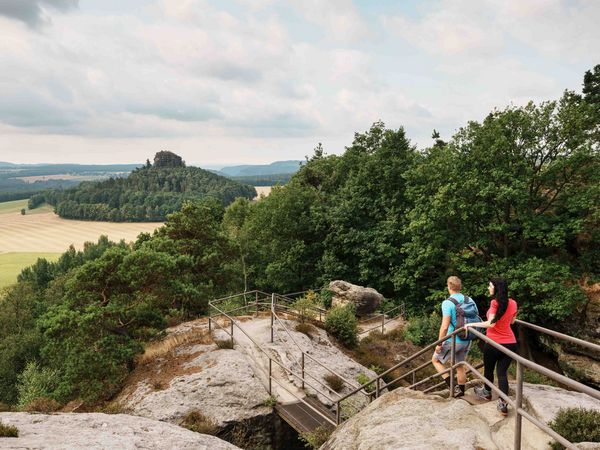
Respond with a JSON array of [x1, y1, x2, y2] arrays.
[[0, 200, 163, 286], [0, 210, 162, 253], [253, 186, 272, 199]]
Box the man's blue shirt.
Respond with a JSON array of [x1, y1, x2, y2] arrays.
[[441, 293, 475, 344]]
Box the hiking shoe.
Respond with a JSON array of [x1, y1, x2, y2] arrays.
[[453, 385, 465, 398], [497, 399, 509, 416], [474, 385, 492, 401]]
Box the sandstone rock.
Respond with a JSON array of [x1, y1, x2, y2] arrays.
[[0, 412, 240, 450], [322, 388, 497, 450], [267, 318, 378, 407], [519, 382, 600, 425], [557, 350, 600, 390], [115, 319, 272, 428], [329, 280, 383, 316]]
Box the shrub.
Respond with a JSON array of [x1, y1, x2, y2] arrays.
[[292, 296, 317, 323], [295, 322, 315, 337], [180, 411, 218, 435], [356, 373, 375, 393], [262, 395, 278, 407], [325, 306, 358, 348], [299, 424, 334, 449], [214, 339, 234, 349], [23, 397, 61, 413], [548, 407, 600, 450], [324, 374, 344, 392], [403, 312, 440, 346], [319, 289, 333, 309], [16, 361, 60, 409], [0, 421, 18, 437]]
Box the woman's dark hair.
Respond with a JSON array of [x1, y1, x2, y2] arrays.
[[490, 278, 509, 323]]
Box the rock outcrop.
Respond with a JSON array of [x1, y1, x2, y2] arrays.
[[0, 412, 240, 450], [322, 388, 497, 450], [114, 318, 273, 445], [329, 280, 383, 316], [322, 384, 600, 450]]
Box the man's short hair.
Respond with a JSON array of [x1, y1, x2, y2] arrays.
[[447, 276, 461, 291]]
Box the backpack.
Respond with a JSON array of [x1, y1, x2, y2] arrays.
[[448, 295, 482, 340]]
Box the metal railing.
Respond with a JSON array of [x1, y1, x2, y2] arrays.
[[357, 303, 405, 336], [331, 320, 600, 450], [209, 290, 600, 448], [208, 291, 337, 427]]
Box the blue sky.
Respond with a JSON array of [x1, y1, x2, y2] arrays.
[[0, 0, 598, 165]]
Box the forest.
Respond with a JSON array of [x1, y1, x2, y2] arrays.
[[28, 152, 257, 221], [0, 66, 597, 409]]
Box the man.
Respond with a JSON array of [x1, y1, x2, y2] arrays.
[[431, 276, 476, 397]]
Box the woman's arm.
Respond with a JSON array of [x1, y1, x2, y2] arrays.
[[465, 314, 496, 329]]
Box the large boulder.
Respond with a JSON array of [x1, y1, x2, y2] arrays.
[[329, 280, 383, 316], [114, 319, 273, 442], [0, 412, 240, 450], [322, 388, 496, 450], [321, 384, 600, 449]]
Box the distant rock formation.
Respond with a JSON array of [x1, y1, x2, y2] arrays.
[[329, 280, 383, 316], [322, 384, 600, 450], [0, 412, 240, 450], [153, 150, 185, 168]]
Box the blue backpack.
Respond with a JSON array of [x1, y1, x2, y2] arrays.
[[448, 295, 482, 340]]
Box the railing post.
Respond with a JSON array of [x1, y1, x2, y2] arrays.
[[514, 361, 523, 450], [255, 291, 259, 317], [336, 400, 340, 425], [230, 319, 234, 347], [301, 353, 305, 389], [449, 335, 456, 398], [375, 377, 380, 398], [381, 314, 385, 333], [270, 307, 274, 343], [269, 358, 272, 395]]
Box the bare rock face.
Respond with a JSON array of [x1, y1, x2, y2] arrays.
[[518, 382, 600, 425], [329, 280, 383, 316], [321, 383, 600, 450], [0, 412, 240, 450], [114, 319, 272, 428], [322, 388, 496, 450]]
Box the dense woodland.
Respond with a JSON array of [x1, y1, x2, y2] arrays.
[[0, 66, 598, 409], [28, 152, 257, 221]]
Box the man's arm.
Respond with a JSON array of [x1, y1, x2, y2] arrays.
[[435, 315, 451, 353]]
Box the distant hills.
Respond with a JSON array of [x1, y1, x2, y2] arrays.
[[28, 152, 256, 222], [214, 160, 302, 177]]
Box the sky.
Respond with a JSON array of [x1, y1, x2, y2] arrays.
[[0, 0, 598, 166]]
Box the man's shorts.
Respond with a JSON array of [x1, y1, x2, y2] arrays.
[[433, 340, 471, 364]]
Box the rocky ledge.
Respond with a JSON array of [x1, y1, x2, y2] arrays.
[[0, 412, 240, 450], [322, 383, 600, 450]]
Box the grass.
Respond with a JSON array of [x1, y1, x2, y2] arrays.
[[180, 411, 218, 435], [324, 373, 344, 392], [0, 421, 19, 438], [0, 199, 53, 215], [0, 252, 61, 288]]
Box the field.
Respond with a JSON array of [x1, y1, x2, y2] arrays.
[[254, 186, 272, 199], [0, 199, 54, 215], [0, 253, 61, 288], [0, 200, 163, 288]]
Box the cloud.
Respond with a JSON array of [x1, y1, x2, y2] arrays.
[[0, 0, 78, 27]]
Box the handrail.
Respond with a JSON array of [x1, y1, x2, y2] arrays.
[[516, 319, 600, 353], [270, 295, 370, 399], [469, 328, 600, 400], [357, 303, 405, 336], [209, 293, 336, 425]]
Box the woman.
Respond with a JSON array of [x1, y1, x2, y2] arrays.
[[465, 278, 518, 416]]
